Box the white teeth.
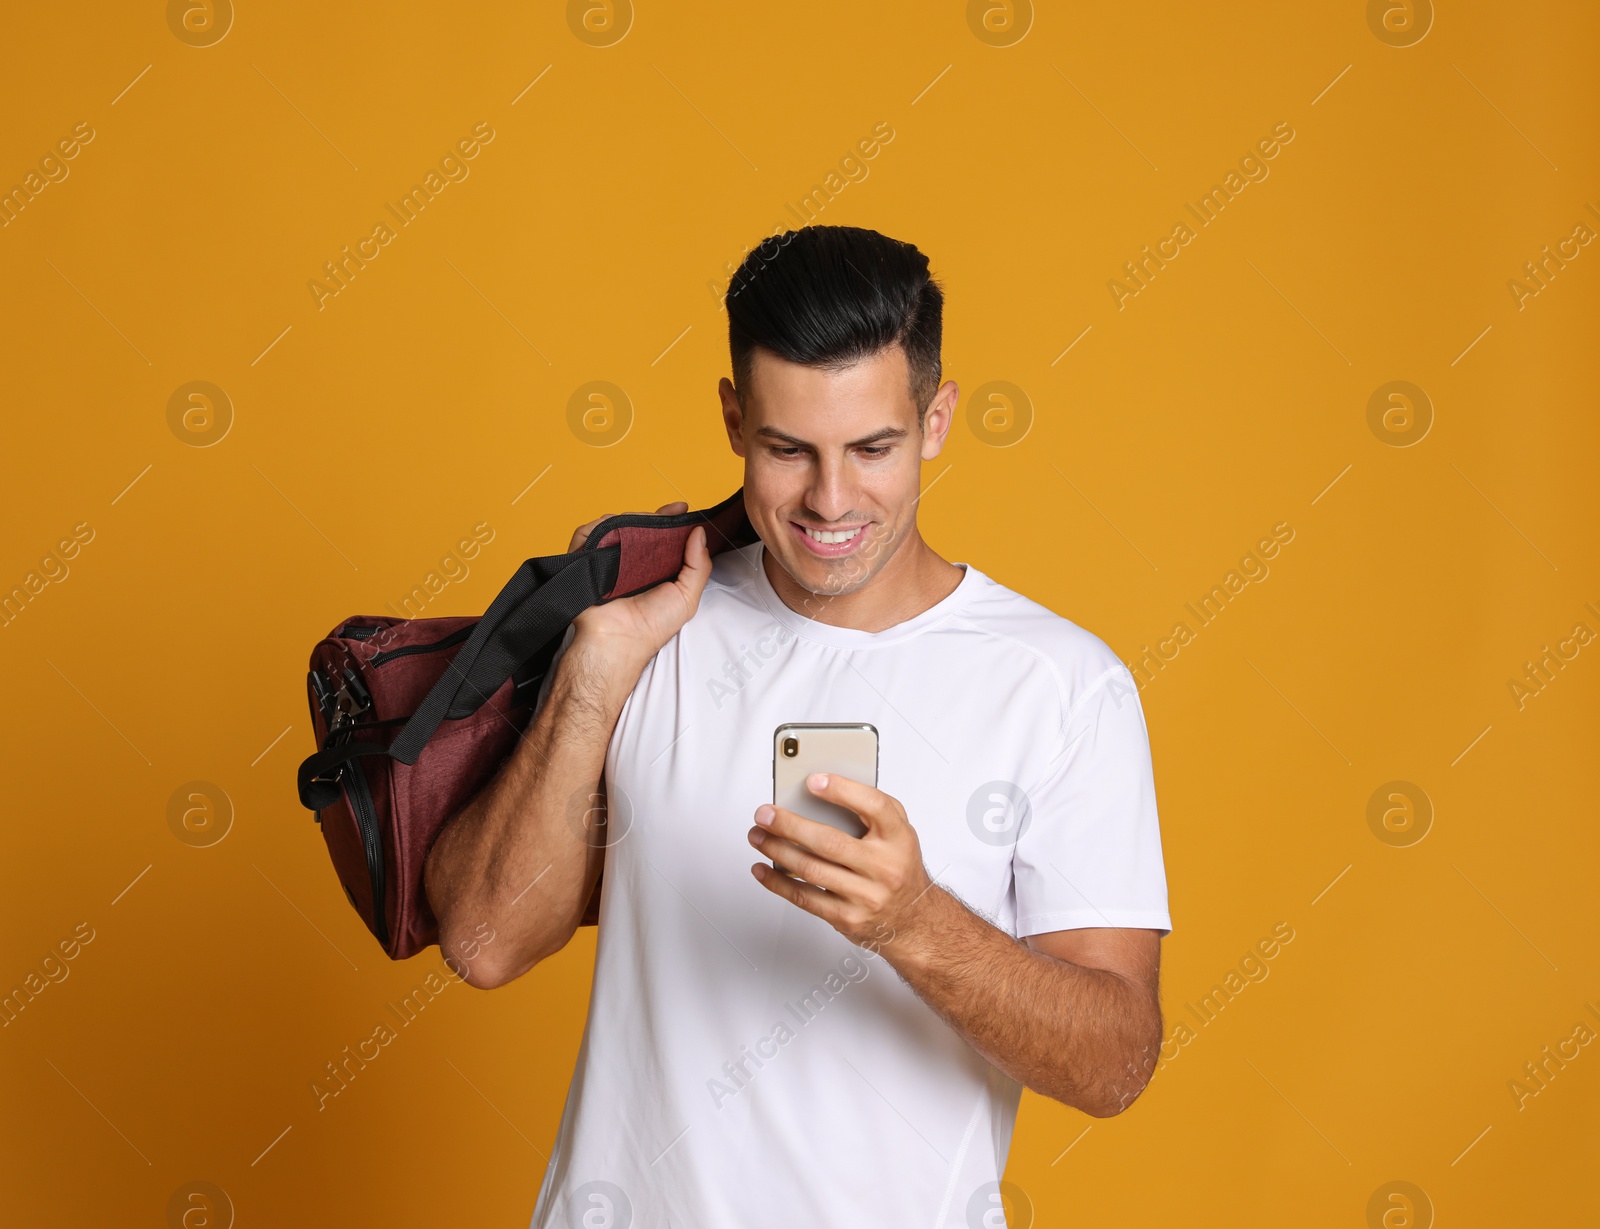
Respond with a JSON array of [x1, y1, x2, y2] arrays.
[[804, 526, 862, 545]]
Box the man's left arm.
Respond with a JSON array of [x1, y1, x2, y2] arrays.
[[749, 773, 1163, 1118]]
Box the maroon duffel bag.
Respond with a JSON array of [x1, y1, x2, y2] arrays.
[[296, 490, 756, 959]]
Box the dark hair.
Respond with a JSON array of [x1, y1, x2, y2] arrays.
[[725, 226, 944, 421]]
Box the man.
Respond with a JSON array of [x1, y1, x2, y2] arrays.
[[424, 225, 1171, 1228]]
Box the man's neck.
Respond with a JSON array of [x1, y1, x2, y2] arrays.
[[762, 529, 965, 633]]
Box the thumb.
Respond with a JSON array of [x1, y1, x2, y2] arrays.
[[673, 525, 713, 606]]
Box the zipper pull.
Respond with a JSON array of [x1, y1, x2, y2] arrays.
[[337, 668, 373, 718], [309, 670, 334, 722]]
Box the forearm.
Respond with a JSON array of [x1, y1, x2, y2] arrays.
[[425, 636, 639, 985], [883, 888, 1161, 1116]]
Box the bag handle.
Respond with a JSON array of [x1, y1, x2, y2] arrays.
[[298, 490, 754, 805], [391, 488, 754, 762]]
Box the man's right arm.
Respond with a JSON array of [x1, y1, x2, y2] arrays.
[[424, 508, 710, 988]]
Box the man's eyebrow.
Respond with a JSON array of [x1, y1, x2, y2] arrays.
[[754, 426, 909, 448]]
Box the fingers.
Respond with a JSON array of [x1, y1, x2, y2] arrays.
[[755, 803, 871, 874], [804, 773, 903, 837], [747, 826, 863, 894], [751, 861, 839, 922], [568, 513, 613, 553], [571, 502, 688, 552]]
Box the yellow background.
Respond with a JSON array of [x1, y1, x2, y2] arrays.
[[2, 2, 1596, 1225]]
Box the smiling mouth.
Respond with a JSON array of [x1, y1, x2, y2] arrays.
[[801, 525, 862, 544], [789, 520, 870, 556]]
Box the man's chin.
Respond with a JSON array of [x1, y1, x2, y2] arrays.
[[768, 544, 881, 601]]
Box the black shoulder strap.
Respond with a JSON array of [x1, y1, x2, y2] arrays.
[[386, 547, 618, 764], [296, 489, 754, 806]]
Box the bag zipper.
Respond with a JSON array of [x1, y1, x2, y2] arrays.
[[369, 624, 474, 666], [342, 759, 390, 950]]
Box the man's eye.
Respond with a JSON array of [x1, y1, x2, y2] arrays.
[[772, 446, 804, 458], [859, 446, 892, 458]]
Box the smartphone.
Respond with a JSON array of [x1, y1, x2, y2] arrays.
[[771, 724, 879, 861]]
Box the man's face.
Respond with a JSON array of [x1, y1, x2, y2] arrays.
[[719, 344, 956, 599]]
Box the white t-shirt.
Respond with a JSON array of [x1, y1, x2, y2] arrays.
[[530, 542, 1170, 1229]]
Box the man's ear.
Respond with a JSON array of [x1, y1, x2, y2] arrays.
[[719, 377, 747, 458], [920, 378, 959, 461]]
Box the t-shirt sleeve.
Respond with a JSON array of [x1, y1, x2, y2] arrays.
[[1010, 662, 1172, 938]]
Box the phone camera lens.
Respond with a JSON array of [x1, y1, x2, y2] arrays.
[[781, 737, 799, 758]]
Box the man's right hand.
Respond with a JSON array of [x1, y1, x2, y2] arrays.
[[568, 501, 713, 673]]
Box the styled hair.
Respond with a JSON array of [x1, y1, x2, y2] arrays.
[[725, 226, 943, 421]]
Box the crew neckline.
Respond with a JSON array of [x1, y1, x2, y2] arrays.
[[747, 540, 983, 649]]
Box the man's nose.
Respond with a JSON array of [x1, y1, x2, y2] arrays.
[[804, 457, 857, 523]]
